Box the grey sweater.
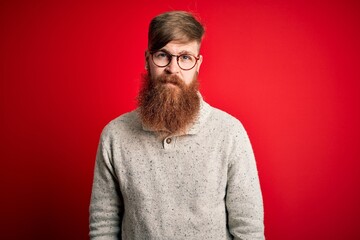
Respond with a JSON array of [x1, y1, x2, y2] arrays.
[[89, 100, 264, 240]]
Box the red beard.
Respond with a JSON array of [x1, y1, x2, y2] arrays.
[[137, 73, 200, 137]]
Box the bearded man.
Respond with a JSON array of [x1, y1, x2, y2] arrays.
[[90, 11, 265, 240]]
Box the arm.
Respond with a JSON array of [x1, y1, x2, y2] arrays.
[[89, 131, 123, 240], [226, 124, 265, 240]]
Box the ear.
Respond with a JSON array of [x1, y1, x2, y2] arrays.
[[145, 50, 150, 70], [196, 55, 203, 73]]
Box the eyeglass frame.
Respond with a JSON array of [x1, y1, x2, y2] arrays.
[[149, 50, 200, 71]]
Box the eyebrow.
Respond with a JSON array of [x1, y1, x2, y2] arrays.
[[159, 48, 197, 56]]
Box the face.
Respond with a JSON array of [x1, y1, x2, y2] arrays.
[[146, 40, 203, 86], [138, 40, 202, 137]]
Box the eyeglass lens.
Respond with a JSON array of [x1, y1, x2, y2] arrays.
[[152, 51, 197, 70]]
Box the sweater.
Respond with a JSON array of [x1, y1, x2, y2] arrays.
[[89, 99, 264, 239]]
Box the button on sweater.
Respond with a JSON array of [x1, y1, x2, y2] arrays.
[[90, 100, 264, 240]]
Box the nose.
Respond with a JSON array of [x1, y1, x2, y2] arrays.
[[165, 56, 180, 74]]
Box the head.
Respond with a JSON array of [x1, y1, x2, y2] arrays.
[[138, 11, 205, 137], [146, 11, 205, 85]]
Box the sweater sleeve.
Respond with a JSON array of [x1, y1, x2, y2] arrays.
[[89, 129, 123, 240], [226, 123, 265, 240]]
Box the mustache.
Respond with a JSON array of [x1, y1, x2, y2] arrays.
[[157, 75, 182, 86]]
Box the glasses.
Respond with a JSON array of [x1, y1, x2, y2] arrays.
[[150, 50, 200, 71]]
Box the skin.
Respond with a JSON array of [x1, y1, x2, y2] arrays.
[[146, 40, 203, 86]]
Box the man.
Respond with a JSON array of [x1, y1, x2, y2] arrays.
[[90, 11, 264, 240]]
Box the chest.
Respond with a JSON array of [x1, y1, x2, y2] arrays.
[[112, 134, 230, 204]]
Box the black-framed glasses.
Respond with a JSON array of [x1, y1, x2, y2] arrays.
[[150, 50, 200, 71]]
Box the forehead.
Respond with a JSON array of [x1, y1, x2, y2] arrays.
[[160, 41, 200, 55]]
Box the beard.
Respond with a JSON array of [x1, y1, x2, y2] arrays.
[[137, 72, 200, 138]]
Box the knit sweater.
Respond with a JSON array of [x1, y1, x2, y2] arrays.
[[89, 100, 264, 240]]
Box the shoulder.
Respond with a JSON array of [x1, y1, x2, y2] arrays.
[[207, 104, 246, 134], [206, 104, 255, 160], [100, 109, 141, 141], [203, 103, 253, 152]]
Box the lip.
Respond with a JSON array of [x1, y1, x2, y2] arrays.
[[164, 82, 178, 87]]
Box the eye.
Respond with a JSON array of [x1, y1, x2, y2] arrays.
[[154, 51, 168, 59], [179, 55, 194, 62]]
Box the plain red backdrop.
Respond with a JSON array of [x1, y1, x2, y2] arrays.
[[1, 0, 359, 239]]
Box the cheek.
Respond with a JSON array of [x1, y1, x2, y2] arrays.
[[182, 71, 197, 85], [149, 65, 162, 77]]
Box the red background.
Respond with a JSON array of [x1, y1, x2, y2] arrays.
[[1, 0, 359, 239]]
